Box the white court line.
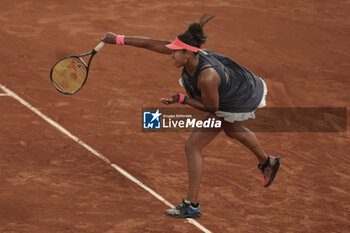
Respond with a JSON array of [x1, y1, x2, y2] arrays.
[[0, 93, 9, 96], [0, 83, 211, 233]]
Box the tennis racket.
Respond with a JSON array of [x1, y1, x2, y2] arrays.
[[50, 42, 105, 94]]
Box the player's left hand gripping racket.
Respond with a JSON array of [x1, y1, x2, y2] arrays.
[[50, 42, 105, 94]]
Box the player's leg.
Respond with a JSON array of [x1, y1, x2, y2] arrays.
[[185, 115, 222, 203], [223, 121, 267, 164], [165, 113, 222, 218], [223, 121, 280, 187]]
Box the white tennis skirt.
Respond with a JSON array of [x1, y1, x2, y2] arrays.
[[215, 77, 268, 123]]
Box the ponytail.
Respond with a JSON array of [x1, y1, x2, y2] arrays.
[[178, 14, 216, 49]]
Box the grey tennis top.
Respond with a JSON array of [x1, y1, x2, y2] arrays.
[[181, 49, 264, 113]]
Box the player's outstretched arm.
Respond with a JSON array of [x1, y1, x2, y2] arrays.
[[101, 32, 172, 54]]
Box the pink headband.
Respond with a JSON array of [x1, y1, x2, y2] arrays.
[[165, 37, 199, 52]]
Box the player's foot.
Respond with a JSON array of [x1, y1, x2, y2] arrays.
[[164, 199, 202, 218], [258, 156, 281, 187]]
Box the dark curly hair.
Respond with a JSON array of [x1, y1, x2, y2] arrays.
[[178, 14, 216, 52]]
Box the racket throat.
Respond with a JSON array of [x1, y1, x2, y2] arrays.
[[79, 57, 88, 67]]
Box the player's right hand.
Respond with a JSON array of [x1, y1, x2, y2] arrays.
[[101, 32, 117, 44]]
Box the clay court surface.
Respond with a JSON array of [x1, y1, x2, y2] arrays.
[[0, 0, 349, 232]]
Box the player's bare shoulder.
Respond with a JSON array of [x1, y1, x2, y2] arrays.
[[198, 66, 221, 90]]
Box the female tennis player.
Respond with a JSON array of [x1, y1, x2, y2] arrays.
[[101, 14, 280, 219]]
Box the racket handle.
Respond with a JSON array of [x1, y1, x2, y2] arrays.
[[94, 42, 105, 52]]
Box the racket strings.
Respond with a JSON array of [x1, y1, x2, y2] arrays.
[[52, 57, 87, 93]]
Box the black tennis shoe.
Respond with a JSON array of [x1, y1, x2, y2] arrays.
[[164, 199, 202, 218], [258, 156, 281, 187]]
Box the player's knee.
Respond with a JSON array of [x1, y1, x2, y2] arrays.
[[224, 129, 236, 139], [185, 141, 194, 154], [224, 128, 246, 141], [224, 122, 246, 140], [185, 140, 201, 155]]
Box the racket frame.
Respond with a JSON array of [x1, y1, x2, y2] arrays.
[[50, 42, 104, 95]]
